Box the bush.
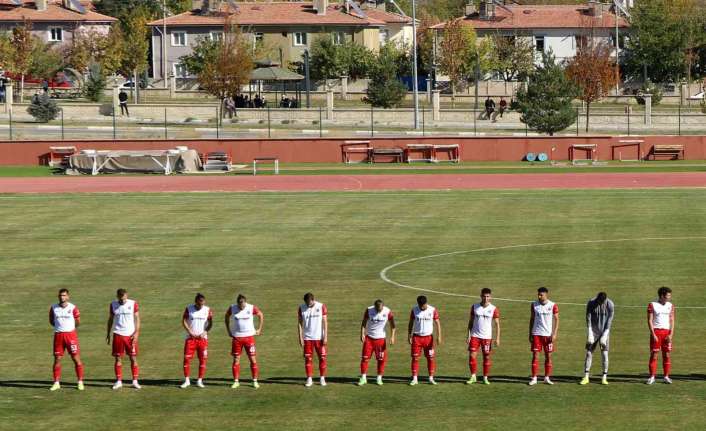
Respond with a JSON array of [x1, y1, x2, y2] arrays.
[[27, 93, 60, 122], [635, 80, 663, 106]]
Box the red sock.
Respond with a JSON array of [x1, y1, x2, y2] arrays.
[[114, 363, 122, 380], [198, 361, 206, 379], [482, 354, 491, 377], [232, 362, 240, 380], [377, 356, 386, 376], [250, 361, 259, 379], [411, 357, 420, 376], [183, 359, 191, 378], [360, 359, 369, 375], [544, 360, 553, 377], [304, 357, 313, 378], [427, 358, 436, 377], [531, 354, 539, 377], [53, 363, 61, 382], [319, 356, 327, 377], [75, 363, 84, 380], [649, 356, 657, 376], [663, 354, 671, 377], [470, 355, 477, 375], [131, 364, 139, 380]]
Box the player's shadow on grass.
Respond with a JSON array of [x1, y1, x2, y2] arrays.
[[0, 378, 185, 389]]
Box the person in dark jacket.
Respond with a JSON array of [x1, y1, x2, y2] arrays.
[[119, 90, 129, 117], [484, 97, 495, 120]]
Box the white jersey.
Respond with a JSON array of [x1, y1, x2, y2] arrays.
[[470, 303, 499, 339], [229, 303, 261, 338], [298, 301, 327, 341], [50, 303, 80, 333], [648, 301, 674, 330], [364, 306, 394, 339], [183, 304, 212, 339], [410, 305, 439, 337], [531, 300, 558, 337], [111, 299, 139, 336]]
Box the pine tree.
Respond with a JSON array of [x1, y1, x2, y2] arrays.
[[515, 52, 578, 136], [27, 92, 60, 123], [364, 44, 407, 108], [83, 62, 106, 103]]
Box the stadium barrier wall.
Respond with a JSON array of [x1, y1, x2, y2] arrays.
[[1, 136, 705, 166]]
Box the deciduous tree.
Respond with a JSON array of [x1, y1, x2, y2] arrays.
[[566, 42, 617, 132], [489, 34, 534, 82]]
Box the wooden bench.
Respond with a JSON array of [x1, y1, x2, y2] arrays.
[[432, 144, 460, 163], [341, 141, 372, 164], [253, 157, 279, 175], [650, 144, 684, 160], [405, 144, 434, 163], [371, 147, 404, 163]]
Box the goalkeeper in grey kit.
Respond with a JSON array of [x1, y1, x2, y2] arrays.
[[580, 292, 614, 385]]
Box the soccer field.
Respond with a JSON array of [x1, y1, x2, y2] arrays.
[[1, 190, 705, 430]]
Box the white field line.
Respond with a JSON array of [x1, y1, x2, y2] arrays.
[[379, 237, 706, 309]]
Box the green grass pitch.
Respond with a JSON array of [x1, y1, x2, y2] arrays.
[[0, 190, 705, 430]]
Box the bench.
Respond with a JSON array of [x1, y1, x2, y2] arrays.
[[341, 141, 372, 164], [406, 144, 434, 163], [612, 140, 643, 161], [371, 147, 404, 163], [432, 144, 460, 163], [253, 157, 279, 175], [48, 146, 77, 167], [569, 144, 597, 164], [650, 144, 684, 160]]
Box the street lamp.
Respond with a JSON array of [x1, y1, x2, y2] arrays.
[[411, 0, 420, 129]]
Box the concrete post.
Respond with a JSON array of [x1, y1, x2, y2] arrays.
[[643, 93, 652, 126], [169, 75, 176, 99], [680, 83, 688, 105], [326, 90, 334, 120], [340, 75, 348, 100], [4, 81, 12, 114], [426, 78, 432, 103], [112, 86, 120, 113], [432, 90, 440, 121]]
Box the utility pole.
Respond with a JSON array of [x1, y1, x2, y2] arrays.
[[163, 0, 168, 89], [411, 0, 420, 129]]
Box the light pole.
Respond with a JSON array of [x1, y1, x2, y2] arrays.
[[411, 0, 420, 129], [162, 0, 168, 89]]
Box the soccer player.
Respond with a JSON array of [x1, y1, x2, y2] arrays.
[[408, 295, 442, 386], [580, 292, 614, 385], [358, 299, 396, 386], [106, 288, 141, 390], [181, 293, 212, 389], [466, 288, 500, 385], [528, 286, 559, 386], [49, 289, 84, 391], [226, 294, 264, 389], [298, 292, 328, 387], [647, 286, 675, 385]]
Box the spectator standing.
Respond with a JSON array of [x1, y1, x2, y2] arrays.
[[484, 97, 495, 120], [119, 89, 129, 117], [498, 97, 507, 118]]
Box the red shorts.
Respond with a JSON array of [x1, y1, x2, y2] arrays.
[[232, 336, 256, 358], [303, 340, 327, 358], [184, 337, 208, 360], [469, 337, 492, 354], [651, 329, 673, 353], [411, 335, 435, 358], [112, 334, 138, 357], [531, 335, 554, 353], [53, 331, 80, 357], [361, 336, 386, 361]]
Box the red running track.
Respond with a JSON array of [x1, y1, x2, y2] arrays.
[[1, 173, 706, 194]]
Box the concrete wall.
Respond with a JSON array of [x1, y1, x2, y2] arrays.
[[3, 136, 706, 166]]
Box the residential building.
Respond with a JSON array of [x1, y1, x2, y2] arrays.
[[0, 0, 116, 46], [148, 0, 412, 81], [433, 1, 630, 65]]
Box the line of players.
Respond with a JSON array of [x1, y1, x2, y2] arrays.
[[48, 286, 676, 390]]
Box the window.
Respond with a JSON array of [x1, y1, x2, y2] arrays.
[[173, 63, 189, 78], [49, 27, 63, 42], [254, 32, 264, 44], [332, 32, 345, 45], [574, 35, 587, 50], [534, 35, 545, 53], [293, 32, 307, 46], [379, 29, 389, 45], [172, 31, 187, 47], [210, 31, 223, 42]]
